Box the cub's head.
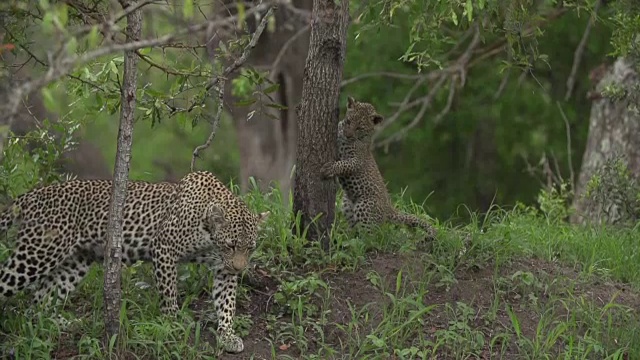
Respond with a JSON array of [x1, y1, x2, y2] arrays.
[[205, 202, 270, 274], [341, 96, 384, 141]]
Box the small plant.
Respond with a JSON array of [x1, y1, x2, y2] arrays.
[[583, 154, 640, 225], [537, 182, 574, 224]]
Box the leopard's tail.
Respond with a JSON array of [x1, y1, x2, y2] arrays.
[[389, 210, 437, 240]]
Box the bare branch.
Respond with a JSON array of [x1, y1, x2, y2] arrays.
[[191, 80, 225, 172], [268, 25, 310, 82], [135, 49, 201, 76], [2, 26, 106, 92], [190, 5, 276, 171], [114, 0, 159, 24], [376, 75, 448, 149], [373, 76, 429, 137], [556, 101, 575, 190], [341, 71, 425, 88], [493, 68, 511, 99], [373, 24, 481, 147], [70, 0, 159, 38], [565, 0, 602, 101], [206, 6, 276, 92], [493, 51, 513, 99], [433, 77, 456, 125]]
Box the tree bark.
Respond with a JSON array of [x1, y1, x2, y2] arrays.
[[571, 57, 640, 225], [103, 0, 141, 344], [293, 0, 349, 248]]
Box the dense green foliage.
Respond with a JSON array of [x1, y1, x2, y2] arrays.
[[2, 0, 635, 219]]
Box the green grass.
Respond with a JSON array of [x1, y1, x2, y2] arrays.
[[1, 184, 639, 359]]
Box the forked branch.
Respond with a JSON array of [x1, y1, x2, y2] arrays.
[[190, 5, 275, 172]]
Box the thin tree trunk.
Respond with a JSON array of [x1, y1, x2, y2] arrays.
[[292, 0, 349, 249], [571, 57, 640, 225], [103, 0, 141, 344]]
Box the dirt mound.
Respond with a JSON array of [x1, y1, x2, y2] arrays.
[[218, 252, 640, 359]]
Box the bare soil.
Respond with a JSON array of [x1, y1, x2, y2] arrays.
[[218, 253, 640, 359], [39, 251, 640, 359]]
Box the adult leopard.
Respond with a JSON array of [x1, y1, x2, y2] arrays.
[[0, 171, 269, 353], [320, 96, 437, 239]]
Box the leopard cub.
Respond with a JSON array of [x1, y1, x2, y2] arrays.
[[321, 96, 437, 240]]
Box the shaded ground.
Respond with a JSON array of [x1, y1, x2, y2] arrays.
[[215, 252, 640, 359]]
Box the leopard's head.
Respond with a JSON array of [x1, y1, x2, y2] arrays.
[[205, 202, 270, 273], [341, 96, 384, 141]]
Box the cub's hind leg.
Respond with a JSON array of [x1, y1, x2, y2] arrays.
[[341, 194, 356, 228], [349, 200, 384, 236]]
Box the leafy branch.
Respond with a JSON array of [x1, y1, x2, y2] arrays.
[[190, 5, 276, 172]]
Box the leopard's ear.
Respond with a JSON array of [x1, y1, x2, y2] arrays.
[[347, 96, 356, 109], [372, 114, 384, 125], [206, 204, 226, 231]]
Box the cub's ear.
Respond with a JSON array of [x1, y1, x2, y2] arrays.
[[347, 96, 356, 109], [258, 211, 270, 225], [372, 114, 384, 125], [206, 204, 226, 231]]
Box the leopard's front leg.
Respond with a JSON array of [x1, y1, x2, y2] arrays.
[[213, 268, 243, 353], [152, 245, 179, 316]]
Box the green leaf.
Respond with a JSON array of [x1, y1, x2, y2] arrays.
[[145, 88, 164, 97], [87, 26, 100, 48], [267, 13, 276, 33], [183, 0, 194, 19], [58, 4, 68, 27], [66, 37, 77, 55], [262, 83, 280, 94], [41, 87, 56, 112], [235, 98, 256, 107], [237, 2, 246, 30], [465, 0, 473, 23], [451, 10, 458, 26], [109, 61, 119, 75], [218, 40, 228, 55], [265, 102, 287, 110], [42, 12, 54, 34]]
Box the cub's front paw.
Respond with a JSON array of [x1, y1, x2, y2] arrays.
[[220, 332, 244, 353], [320, 162, 334, 180]]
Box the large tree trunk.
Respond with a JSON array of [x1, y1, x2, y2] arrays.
[[571, 57, 640, 225], [103, 0, 141, 343], [293, 0, 349, 248]]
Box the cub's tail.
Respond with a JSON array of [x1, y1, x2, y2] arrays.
[[389, 210, 437, 240]]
